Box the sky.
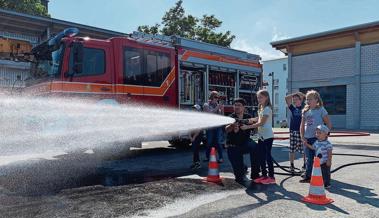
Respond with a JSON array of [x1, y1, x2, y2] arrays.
[[49, 0, 379, 60]]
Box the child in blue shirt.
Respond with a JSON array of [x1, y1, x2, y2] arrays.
[[285, 92, 305, 174]]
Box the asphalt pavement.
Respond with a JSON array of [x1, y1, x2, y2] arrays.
[[0, 133, 378, 218]]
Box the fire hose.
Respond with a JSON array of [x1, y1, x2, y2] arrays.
[[272, 143, 379, 176]]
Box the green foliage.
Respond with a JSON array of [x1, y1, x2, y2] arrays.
[[0, 0, 49, 17], [137, 24, 160, 35], [137, 0, 235, 47]]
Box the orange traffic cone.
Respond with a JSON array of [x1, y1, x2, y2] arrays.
[[204, 147, 222, 184], [302, 157, 334, 205]]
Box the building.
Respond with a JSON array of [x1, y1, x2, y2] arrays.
[[262, 57, 288, 127], [0, 7, 125, 92], [271, 21, 379, 130]]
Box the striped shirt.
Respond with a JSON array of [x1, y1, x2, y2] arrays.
[[313, 140, 333, 164]]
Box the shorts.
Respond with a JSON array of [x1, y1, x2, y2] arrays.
[[290, 130, 303, 153]]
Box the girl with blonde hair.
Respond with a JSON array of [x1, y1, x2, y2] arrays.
[[299, 90, 332, 183], [241, 90, 275, 184]]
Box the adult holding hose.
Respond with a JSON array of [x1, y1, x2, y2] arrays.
[[225, 98, 259, 183], [203, 91, 224, 163]]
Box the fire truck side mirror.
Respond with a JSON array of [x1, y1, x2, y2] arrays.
[[72, 42, 83, 74]]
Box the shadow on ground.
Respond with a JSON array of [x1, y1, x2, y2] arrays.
[[329, 179, 379, 208], [193, 176, 350, 217]]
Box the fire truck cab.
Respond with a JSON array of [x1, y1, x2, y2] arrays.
[[25, 28, 262, 146]]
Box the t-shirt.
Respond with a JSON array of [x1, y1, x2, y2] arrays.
[[313, 140, 333, 164], [227, 113, 252, 146], [257, 106, 274, 140], [203, 101, 221, 114], [288, 104, 303, 131], [303, 107, 328, 139]]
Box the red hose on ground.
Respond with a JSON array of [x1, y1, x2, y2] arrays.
[[273, 131, 370, 140]]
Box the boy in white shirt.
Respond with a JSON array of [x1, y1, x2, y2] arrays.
[[312, 124, 333, 189]]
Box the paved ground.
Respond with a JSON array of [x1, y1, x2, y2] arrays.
[[0, 132, 378, 218]]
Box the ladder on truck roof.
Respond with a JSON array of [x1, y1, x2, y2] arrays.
[[130, 31, 261, 62], [130, 31, 174, 48]]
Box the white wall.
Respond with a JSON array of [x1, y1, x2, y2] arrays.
[[262, 58, 288, 127]]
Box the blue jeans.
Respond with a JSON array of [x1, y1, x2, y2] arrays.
[[304, 137, 317, 178], [206, 127, 224, 160], [227, 139, 259, 180], [258, 138, 274, 178]]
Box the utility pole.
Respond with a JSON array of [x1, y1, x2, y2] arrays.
[[268, 72, 275, 127]]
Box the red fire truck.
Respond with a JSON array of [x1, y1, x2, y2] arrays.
[[24, 28, 263, 146]]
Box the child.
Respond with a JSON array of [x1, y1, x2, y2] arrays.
[[242, 90, 275, 184], [313, 124, 333, 189], [285, 92, 305, 174], [300, 90, 332, 183], [189, 104, 203, 170]]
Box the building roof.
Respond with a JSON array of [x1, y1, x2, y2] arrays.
[[0, 8, 126, 41], [262, 57, 288, 62], [271, 20, 379, 55]]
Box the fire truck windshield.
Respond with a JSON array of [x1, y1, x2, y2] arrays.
[[30, 43, 64, 80]]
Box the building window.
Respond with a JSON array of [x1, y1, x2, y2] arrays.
[[273, 79, 279, 91], [283, 64, 287, 71], [275, 93, 279, 105], [273, 107, 279, 113], [300, 85, 346, 115]]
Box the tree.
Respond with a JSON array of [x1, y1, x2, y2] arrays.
[[138, 0, 235, 47], [137, 24, 160, 35], [0, 0, 49, 17]]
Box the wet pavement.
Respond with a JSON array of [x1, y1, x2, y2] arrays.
[[0, 137, 379, 217]]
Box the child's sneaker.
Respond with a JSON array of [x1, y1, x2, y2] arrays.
[[290, 164, 295, 175], [260, 177, 276, 184], [253, 176, 267, 183]]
